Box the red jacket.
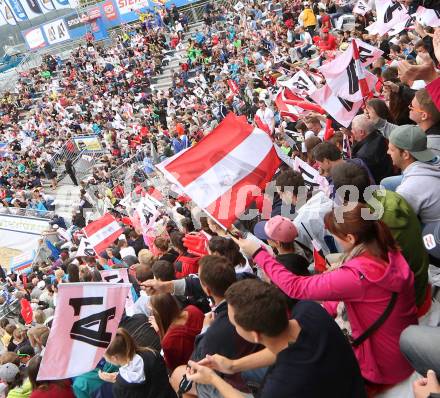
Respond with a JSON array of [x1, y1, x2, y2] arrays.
[[317, 34, 337, 51], [30, 381, 75, 398], [162, 305, 204, 371], [174, 254, 200, 279]]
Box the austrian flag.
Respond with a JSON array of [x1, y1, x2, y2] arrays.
[[157, 113, 280, 228], [83, 213, 123, 255]]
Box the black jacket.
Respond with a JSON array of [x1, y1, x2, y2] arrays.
[[112, 350, 176, 398], [192, 301, 260, 390], [351, 130, 394, 184]]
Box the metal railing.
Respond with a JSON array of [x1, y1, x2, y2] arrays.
[[0, 206, 55, 219], [110, 145, 149, 181], [16, 52, 44, 73], [48, 139, 81, 169]]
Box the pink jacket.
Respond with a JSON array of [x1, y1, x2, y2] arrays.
[[254, 249, 418, 385]]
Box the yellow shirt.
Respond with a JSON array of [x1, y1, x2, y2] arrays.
[[1, 333, 11, 348], [302, 8, 317, 27]]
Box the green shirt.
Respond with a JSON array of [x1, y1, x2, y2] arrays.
[[369, 190, 429, 306], [7, 379, 32, 398]]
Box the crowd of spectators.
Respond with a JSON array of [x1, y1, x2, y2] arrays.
[[0, 0, 440, 397]]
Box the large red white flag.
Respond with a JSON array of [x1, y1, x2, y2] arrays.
[[366, 0, 410, 36], [83, 213, 123, 255], [319, 39, 381, 102], [310, 84, 363, 128], [37, 282, 130, 380], [275, 89, 301, 121], [157, 113, 280, 228]]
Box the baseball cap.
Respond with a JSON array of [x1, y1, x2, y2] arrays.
[[0, 363, 19, 383], [422, 222, 440, 260], [389, 125, 435, 162], [37, 280, 45, 290], [253, 216, 298, 243], [322, 28, 329, 33], [17, 345, 35, 358]]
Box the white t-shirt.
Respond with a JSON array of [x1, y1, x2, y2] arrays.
[[120, 246, 136, 259], [256, 107, 275, 131]]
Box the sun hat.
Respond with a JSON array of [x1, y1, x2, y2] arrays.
[[254, 216, 298, 243], [0, 363, 19, 383]]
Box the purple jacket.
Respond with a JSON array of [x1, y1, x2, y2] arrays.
[[254, 249, 418, 385]]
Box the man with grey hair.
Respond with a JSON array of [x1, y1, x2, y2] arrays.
[[350, 114, 394, 183]]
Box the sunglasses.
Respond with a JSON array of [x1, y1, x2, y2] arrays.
[[409, 104, 425, 114]]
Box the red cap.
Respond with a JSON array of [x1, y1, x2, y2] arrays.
[[264, 216, 298, 243], [322, 28, 329, 33], [426, 77, 440, 113]]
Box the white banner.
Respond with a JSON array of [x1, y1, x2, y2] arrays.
[[42, 18, 70, 45], [319, 39, 382, 101], [415, 6, 440, 28], [38, 283, 130, 380], [24, 27, 46, 49], [0, 215, 49, 268], [100, 268, 135, 315], [366, 0, 410, 36], [310, 84, 363, 128], [353, 0, 371, 15], [279, 70, 317, 96], [0, 0, 16, 25]]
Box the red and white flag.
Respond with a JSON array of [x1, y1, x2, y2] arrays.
[[227, 79, 239, 94], [310, 84, 363, 128], [254, 115, 271, 135], [352, 39, 371, 99], [319, 39, 381, 102], [275, 89, 301, 120], [37, 282, 130, 380], [157, 113, 280, 228], [84, 213, 123, 255]]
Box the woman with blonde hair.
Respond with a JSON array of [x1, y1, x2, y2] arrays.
[[99, 328, 175, 398]]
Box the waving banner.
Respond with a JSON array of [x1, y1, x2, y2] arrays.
[[319, 39, 382, 102], [38, 282, 130, 380], [19, 0, 44, 18], [157, 113, 280, 228], [0, 0, 16, 24], [415, 6, 440, 27], [279, 70, 317, 96], [100, 268, 135, 315], [366, 0, 410, 36], [84, 213, 123, 255], [310, 84, 363, 128], [6, 0, 28, 20], [353, 0, 371, 15]]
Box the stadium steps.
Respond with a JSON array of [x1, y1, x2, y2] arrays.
[[150, 21, 205, 91]]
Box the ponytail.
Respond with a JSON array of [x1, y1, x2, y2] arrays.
[[325, 204, 399, 262], [374, 220, 399, 261], [105, 328, 137, 362]]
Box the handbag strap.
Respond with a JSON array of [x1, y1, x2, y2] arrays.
[[351, 292, 398, 347]]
